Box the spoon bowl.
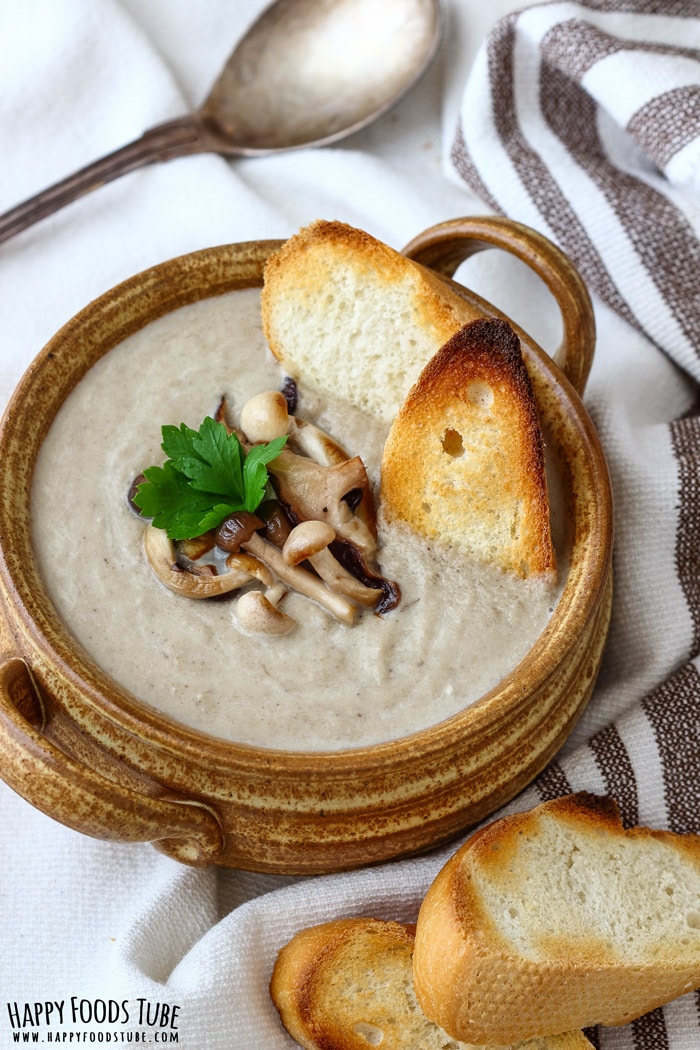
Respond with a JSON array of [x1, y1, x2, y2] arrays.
[[0, 0, 442, 243], [207, 0, 443, 152]]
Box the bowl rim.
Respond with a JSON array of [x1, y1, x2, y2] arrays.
[[0, 239, 613, 774]]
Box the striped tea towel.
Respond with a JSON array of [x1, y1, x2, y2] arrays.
[[449, 4, 700, 1047], [451, 0, 700, 383]]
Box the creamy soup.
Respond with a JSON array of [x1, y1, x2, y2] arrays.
[[31, 290, 564, 751]]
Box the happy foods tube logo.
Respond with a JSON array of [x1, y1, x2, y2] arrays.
[[4, 998, 182, 1043]]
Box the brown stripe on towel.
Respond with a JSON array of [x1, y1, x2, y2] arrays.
[[582, 1028, 600, 1049], [541, 62, 700, 367], [449, 120, 500, 214], [628, 85, 700, 169], [581, 0, 700, 12], [642, 662, 700, 834], [632, 1007, 669, 1050], [589, 723, 639, 827], [542, 19, 624, 79], [670, 416, 700, 654], [545, 20, 700, 83], [534, 761, 572, 801]]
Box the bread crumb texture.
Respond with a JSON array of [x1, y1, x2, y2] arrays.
[[270, 917, 593, 1050], [413, 793, 700, 1044]]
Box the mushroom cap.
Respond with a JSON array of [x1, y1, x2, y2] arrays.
[[235, 590, 295, 635], [240, 390, 289, 444], [225, 551, 275, 587], [283, 520, 336, 565]]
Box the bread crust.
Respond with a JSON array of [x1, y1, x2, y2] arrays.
[[270, 916, 593, 1050], [413, 792, 700, 1044], [270, 919, 416, 1050], [381, 318, 555, 577], [261, 219, 481, 423]]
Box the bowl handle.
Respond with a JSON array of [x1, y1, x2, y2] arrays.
[[402, 216, 596, 397], [0, 655, 223, 865]]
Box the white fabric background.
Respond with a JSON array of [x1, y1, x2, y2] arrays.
[[0, 2, 697, 1047]]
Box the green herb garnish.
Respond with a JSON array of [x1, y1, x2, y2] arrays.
[[133, 416, 287, 540]]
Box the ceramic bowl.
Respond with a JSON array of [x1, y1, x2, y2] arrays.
[[0, 217, 612, 873]]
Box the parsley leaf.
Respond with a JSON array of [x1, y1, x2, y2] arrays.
[[243, 437, 288, 512], [133, 417, 286, 540]]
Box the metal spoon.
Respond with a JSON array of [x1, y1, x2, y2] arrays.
[[0, 0, 442, 245]]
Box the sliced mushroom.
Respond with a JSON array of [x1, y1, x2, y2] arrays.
[[286, 415, 377, 538], [268, 430, 401, 613], [144, 525, 252, 598], [269, 449, 376, 556], [235, 590, 295, 635], [330, 538, 401, 614], [287, 416, 348, 467]]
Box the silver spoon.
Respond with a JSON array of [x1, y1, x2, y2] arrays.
[[0, 0, 442, 245]]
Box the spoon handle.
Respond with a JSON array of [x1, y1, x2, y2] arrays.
[[0, 114, 214, 246]]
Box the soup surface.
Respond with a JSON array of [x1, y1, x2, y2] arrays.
[[31, 289, 563, 750]]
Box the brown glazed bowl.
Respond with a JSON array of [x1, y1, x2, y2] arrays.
[[0, 217, 612, 873]]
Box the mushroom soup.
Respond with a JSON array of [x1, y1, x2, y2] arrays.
[[30, 289, 565, 751]]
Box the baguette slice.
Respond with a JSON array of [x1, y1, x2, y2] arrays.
[[380, 317, 555, 578], [261, 219, 480, 423], [413, 793, 700, 1045], [270, 917, 593, 1050]]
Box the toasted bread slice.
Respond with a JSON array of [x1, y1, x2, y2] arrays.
[[380, 317, 555, 578], [270, 916, 593, 1050], [413, 793, 700, 1045], [260, 219, 480, 423]]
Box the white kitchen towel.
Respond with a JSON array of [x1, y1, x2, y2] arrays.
[[2, 2, 700, 1049]]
